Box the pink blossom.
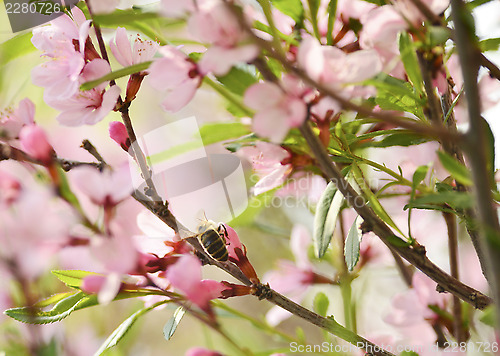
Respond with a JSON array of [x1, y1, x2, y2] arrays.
[[135, 210, 179, 257], [0, 98, 35, 139], [31, 7, 91, 100], [109, 27, 159, 68], [384, 272, 449, 327], [185, 347, 223, 356], [198, 45, 260, 76], [187, 1, 259, 75], [237, 141, 292, 195], [0, 189, 75, 280], [264, 225, 319, 325], [298, 37, 382, 88], [90, 234, 139, 275], [223, 224, 243, 261], [45, 59, 121, 126], [360, 6, 407, 60], [166, 254, 226, 312], [0, 170, 22, 206], [70, 164, 133, 206], [337, 0, 377, 21], [244, 76, 308, 143], [19, 125, 54, 163], [109, 121, 130, 150], [275, 173, 327, 204], [148, 46, 202, 112], [393, 0, 450, 26]]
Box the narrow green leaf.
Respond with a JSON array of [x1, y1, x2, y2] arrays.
[[4, 292, 87, 324], [163, 306, 186, 341], [52, 270, 100, 289], [0, 32, 36, 67], [344, 216, 363, 271], [385, 234, 411, 247], [412, 165, 429, 189], [270, 0, 305, 24], [399, 32, 424, 95], [326, 0, 338, 45], [314, 182, 344, 258], [93, 9, 160, 25], [95, 301, 168, 355], [33, 292, 77, 308], [307, 0, 321, 40], [80, 62, 151, 90], [479, 37, 500, 52], [427, 26, 451, 47], [313, 292, 329, 317], [479, 305, 496, 327], [359, 132, 428, 148], [481, 117, 496, 186], [56, 168, 83, 212], [199, 122, 251, 146], [437, 151, 473, 186], [367, 74, 426, 119], [216, 67, 258, 96], [407, 191, 473, 210]]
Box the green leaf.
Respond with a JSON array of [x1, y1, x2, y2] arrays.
[[367, 74, 426, 119], [216, 66, 258, 96], [412, 165, 429, 189], [406, 191, 473, 210], [80, 62, 151, 90], [33, 292, 77, 308], [270, 0, 305, 24], [307, 0, 321, 39], [0, 33, 37, 67], [359, 131, 428, 148], [199, 122, 251, 146], [314, 182, 344, 258], [427, 26, 451, 47], [482, 117, 496, 186], [326, 0, 338, 45], [52, 270, 100, 289], [344, 216, 363, 271], [313, 292, 329, 317], [479, 305, 496, 327], [95, 301, 168, 355], [56, 168, 83, 211], [163, 306, 186, 341], [400, 352, 419, 356], [399, 32, 424, 95], [93, 9, 160, 25], [479, 37, 500, 52], [437, 151, 473, 186], [4, 292, 88, 324]]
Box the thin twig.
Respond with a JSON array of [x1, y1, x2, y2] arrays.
[[451, 0, 500, 327], [81, 139, 107, 167], [299, 120, 492, 309], [443, 212, 466, 342]]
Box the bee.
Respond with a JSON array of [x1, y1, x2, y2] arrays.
[[196, 216, 229, 262]]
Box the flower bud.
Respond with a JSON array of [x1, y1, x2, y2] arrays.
[[109, 121, 131, 151], [19, 125, 54, 164]]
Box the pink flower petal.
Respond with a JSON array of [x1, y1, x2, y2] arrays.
[[110, 27, 134, 67], [244, 82, 283, 110], [167, 254, 202, 295], [160, 79, 199, 112]]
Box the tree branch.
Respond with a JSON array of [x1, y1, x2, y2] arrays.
[[299, 120, 492, 309], [451, 0, 500, 327]]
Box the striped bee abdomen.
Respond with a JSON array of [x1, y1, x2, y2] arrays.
[[200, 229, 228, 262]]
